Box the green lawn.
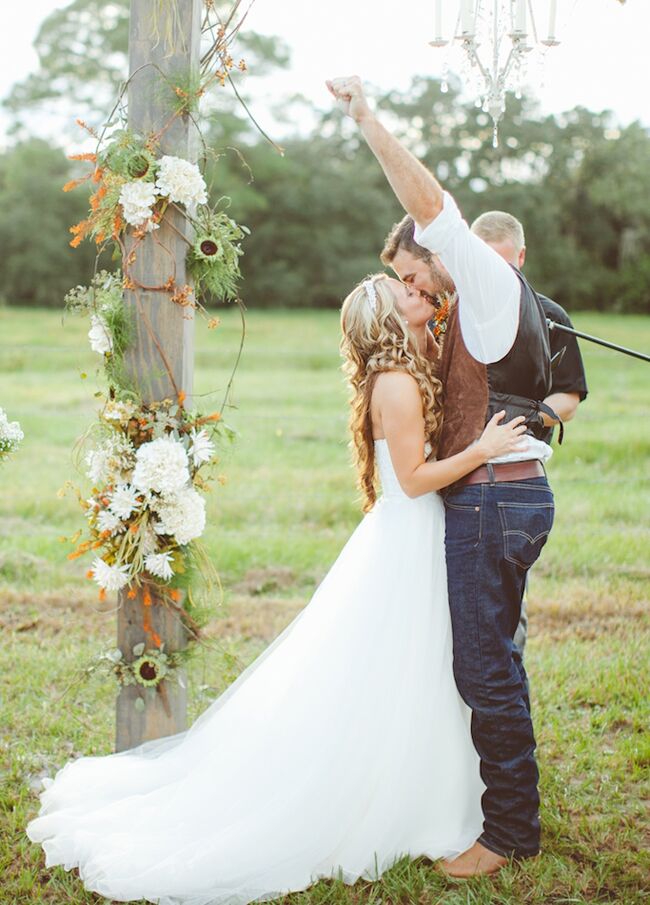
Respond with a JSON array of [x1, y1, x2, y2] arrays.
[[1, 307, 649, 904]]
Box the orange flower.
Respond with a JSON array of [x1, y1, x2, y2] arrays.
[[127, 587, 137, 599], [143, 587, 153, 607], [62, 178, 83, 193], [178, 390, 186, 405], [75, 118, 99, 137], [98, 588, 107, 602], [86, 569, 94, 579], [67, 152, 97, 162], [92, 166, 104, 184], [151, 631, 163, 647], [169, 589, 181, 602]]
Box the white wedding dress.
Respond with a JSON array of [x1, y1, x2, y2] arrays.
[[26, 440, 484, 904]]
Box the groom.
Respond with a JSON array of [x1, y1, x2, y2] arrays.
[[327, 76, 557, 877]]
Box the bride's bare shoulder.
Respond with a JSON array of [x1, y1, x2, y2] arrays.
[[372, 370, 421, 404], [373, 370, 419, 388]]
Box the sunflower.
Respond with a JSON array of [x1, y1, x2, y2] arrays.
[[192, 235, 224, 261], [131, 651, 170, 687]]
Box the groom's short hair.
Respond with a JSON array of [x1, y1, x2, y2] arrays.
[[381, 215, 433, 267], [470, 211, 525, 253]]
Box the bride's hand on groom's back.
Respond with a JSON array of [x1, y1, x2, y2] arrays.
[[476, 412, 528, 460]]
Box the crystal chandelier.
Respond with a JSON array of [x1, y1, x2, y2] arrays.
[[430, 1, 562, 146]]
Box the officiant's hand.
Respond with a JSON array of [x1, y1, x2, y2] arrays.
[[326, 76, 373, 124]]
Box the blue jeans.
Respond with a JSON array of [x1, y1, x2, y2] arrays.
[[442, 475, 554, 858]]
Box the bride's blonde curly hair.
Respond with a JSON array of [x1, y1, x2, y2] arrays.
[[340, 273, 443, 512]]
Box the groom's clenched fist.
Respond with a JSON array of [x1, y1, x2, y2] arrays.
[[326, 76, 373, 124]]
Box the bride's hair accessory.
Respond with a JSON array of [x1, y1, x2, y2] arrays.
[[362, 279, 377, 313]]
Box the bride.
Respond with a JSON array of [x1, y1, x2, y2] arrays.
[[26, 273, 526, 905]]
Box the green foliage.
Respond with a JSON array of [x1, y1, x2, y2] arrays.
[[187, 206, 248, 301], [101, 130, 157, 181], [64, 270, 135, 394]]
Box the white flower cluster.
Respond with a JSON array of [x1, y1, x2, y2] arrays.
[[102, 399, 137, 424], [155, 155, 208, 212], [88, 313, 113, 355], [87, 427, 215, 592], [118, 156, 207, 228], [85, 433, 135, 485], [118, 180, 158, 228], [132, 436, 190, 495], [0, 407, 24, 461], [152, 486, 206, 546]]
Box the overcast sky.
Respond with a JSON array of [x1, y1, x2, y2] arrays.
[[0, 0, 648, 146]]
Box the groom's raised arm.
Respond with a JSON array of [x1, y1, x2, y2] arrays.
[[326, 76, 520, 364], [326, 76, 443, 230]]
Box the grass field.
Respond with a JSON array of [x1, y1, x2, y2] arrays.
[[0, 306, 649, 904]]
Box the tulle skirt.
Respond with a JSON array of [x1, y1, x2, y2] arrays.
[[26, 489, 484, 904]]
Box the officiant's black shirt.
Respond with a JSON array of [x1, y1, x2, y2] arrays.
[[538, 294, 589, 444]]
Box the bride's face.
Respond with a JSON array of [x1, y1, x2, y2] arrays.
[[387, 278, 436, 327]]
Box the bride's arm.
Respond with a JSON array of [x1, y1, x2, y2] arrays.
[[373, 372, 527, 498]]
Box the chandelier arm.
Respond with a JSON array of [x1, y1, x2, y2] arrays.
[[465, 41, 490, 83]]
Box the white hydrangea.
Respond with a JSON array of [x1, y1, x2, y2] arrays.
[[155, 155, 207, 212], [152, 486, 206, 545], [144, 551, 174, 581], [0, 408, 23, 459], [96, 509, 123, 535], [90, 557, 131, 591], [108, 483, 141, 520], [119, 180, 157, 227], [88, 314, 113, 355], [188, 428, 215, 467], [132, 436, 190, 495]]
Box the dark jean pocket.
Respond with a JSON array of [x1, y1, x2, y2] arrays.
[[497, 501, 554, 569], [445, 500, 482, 547]]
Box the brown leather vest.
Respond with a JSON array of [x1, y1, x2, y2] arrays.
[[436, 269, 552, 460]]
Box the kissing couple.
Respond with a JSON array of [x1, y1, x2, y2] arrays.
[[26, 76, 557, 903]]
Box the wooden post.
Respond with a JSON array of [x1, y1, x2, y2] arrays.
[[116, 0, 202, 753]]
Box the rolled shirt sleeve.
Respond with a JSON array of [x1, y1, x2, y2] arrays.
[[413, 191, 520, 364]]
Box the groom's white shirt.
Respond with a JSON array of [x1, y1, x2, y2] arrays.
[[414, 191, 553, 464]]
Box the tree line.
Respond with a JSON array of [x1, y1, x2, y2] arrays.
[[1, 0, 649, 313]]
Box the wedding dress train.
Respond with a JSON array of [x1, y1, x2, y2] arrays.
[[26, 440, 484, 904]]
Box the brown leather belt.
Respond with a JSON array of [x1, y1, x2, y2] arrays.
[[457, 459, 545, 487]]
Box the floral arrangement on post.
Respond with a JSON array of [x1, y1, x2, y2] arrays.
[[56, 1, 280, 693], [61, 270, 233, 671], [66, 136, 250, 313], [0, 408, 23, 463]]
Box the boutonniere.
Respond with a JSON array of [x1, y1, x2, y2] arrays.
[[430, 291, 456, 338]]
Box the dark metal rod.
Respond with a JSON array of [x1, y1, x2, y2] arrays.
[[547, 319, 650, 364]]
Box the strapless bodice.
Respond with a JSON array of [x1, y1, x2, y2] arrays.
[[374, 439, 433, 502]]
